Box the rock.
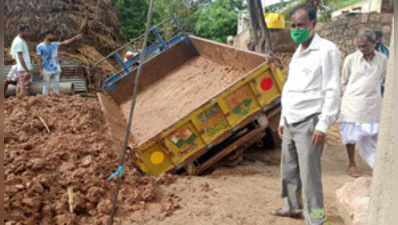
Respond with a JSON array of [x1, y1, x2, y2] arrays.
[[5, 221, 17, 225], [31, 182, 44, 194], [31, 158, 46, 170], [336, 177, 372, 225], [87, 187, 103, 203], [55, 214, 72, 225], [97, 199, 112, 214], [81, 155, 93, 167]]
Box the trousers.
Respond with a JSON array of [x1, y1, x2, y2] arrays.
[[280, 114, 326, 225], [42, 70, 60, 95]]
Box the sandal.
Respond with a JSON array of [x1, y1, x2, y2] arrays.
[[270, 208, 302, 218]]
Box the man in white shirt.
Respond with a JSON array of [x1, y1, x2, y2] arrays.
[[123, 51, 138, 63], [338, 29, 387, 174], [10, 24, 32, 96], [267, 4, 341, 225], [4, 64, 18, 97]]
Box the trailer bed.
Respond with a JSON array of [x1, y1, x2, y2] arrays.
[[98, 36, 284, 175], [121, 56, 247, 145]]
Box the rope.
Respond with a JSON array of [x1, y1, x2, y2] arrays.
[[106, 0, 155, 224]]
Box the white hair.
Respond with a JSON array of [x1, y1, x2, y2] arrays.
[[357, 28, 376, 42]]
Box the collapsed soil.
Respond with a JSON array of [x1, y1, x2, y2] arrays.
[[4, 95, 179, 225], [121, 56, 246, 145], [126, 129, 372, 225]]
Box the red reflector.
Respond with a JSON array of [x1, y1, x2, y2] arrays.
[[261, 78, 273, 91]]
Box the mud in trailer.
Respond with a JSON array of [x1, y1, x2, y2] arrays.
[[98, 36, 284, 175]]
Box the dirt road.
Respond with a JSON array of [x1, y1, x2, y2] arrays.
[[123, 125, 372, 225]]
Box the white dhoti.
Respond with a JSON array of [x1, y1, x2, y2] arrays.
[[339, 123, 378, 168]]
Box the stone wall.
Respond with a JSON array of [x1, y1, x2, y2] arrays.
[[316, 13, 393, 58]]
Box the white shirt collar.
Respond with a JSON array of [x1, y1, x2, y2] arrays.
[[297, 34, 321, 54], [356, 50, 377, 63]]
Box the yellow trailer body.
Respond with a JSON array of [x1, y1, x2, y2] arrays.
[[98, 36, 284, 176]]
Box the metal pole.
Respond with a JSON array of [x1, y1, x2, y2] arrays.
[[93, 17, 173, 68], [107, 0, 155, 224]]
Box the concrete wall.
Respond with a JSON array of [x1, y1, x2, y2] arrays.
[[368, 13, 397, 225], [316, 12, 393, 58]]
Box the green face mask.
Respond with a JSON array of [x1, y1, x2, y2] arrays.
[[290, 29, 310, 44]]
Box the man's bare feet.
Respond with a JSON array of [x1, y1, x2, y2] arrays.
[[348, 166, 360, 177]]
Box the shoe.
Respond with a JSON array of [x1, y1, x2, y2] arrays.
[[270, 208, 303, 218]]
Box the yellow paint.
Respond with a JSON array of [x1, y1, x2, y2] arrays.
[[219, 84, 261, 127], [135, 64, 285, 175], [150, 151, 165, 165], [264, 13, 285, 29], [139, 143, 175, 176], [163, 122, 205, 165], [192, 103, 230, 144]]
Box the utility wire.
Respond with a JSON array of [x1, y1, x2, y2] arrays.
[[107, 0, 155, 224]]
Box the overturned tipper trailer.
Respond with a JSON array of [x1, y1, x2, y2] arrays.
[[97, 20, 284, 175]]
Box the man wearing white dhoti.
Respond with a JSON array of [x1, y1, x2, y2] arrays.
[[339, 28, 387, 176]]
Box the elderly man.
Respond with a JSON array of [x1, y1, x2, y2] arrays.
[[10, 24, 32, 96], [267, 4, 341, 225], [339, 29, 387, 175]]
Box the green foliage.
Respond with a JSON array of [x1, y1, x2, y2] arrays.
[[116, 0, 149, 40], [151, 0, 211, 33], [194, 0, 245, 43], [117, 0, 213, 41]]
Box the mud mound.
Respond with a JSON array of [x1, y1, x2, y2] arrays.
[[4, 95, 179, 225], [4, 0, 122, 84], [5, 0, 122, 54]]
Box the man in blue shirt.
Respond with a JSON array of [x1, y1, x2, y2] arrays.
[[375, 31, 390, 96], [36, 30, 82, 95]]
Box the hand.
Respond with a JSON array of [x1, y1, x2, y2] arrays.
[[312, 130, 326, 145], [278, 126, 284, 138], [264, 54, 284, 69], [75, 34, 83, 40], [264, 54, 279, 64]]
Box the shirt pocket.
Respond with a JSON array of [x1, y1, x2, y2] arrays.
[[287, 59, 322, 92]]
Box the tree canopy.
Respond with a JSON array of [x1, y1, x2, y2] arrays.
[[116, 0, 244, 43], [194, 0, 245, 43]]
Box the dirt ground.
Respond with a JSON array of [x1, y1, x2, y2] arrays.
[[5, 95, 372, 225], [121, 124, 372, 225]]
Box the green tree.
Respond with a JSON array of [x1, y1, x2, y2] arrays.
[[116, 0, 149, 39], [151, 0, 211, 33], [194, 0, 244, 43]]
